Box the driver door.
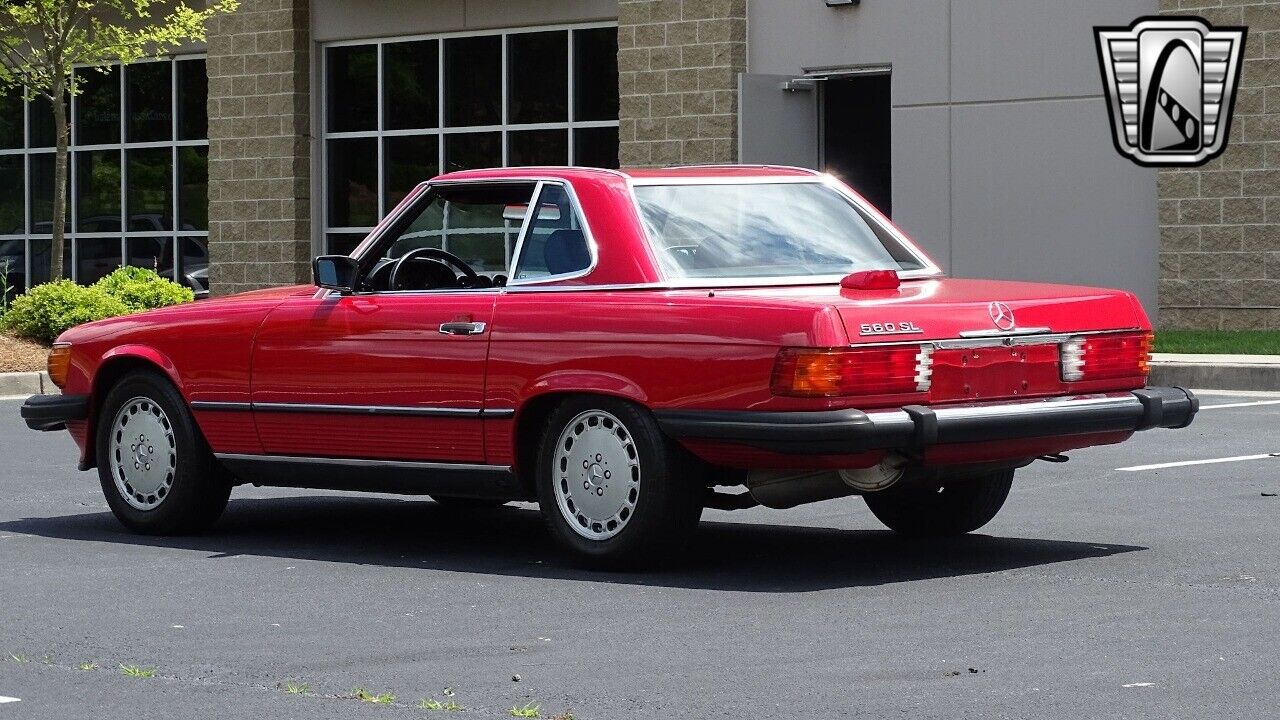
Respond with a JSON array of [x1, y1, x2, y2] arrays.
[[249, 182, 534, 463]]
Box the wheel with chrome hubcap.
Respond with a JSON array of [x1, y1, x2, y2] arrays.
[[97, 370, 232, 535], [536, 396, 701, 568], [109, 398, 177, 510]]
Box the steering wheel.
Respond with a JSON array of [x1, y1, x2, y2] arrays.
[[388, 247, 479, 290]]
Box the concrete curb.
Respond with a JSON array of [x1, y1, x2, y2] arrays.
[[0, 371, 51, 397], [1150, 353, 1280, 392]]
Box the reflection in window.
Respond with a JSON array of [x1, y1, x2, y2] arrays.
[[29, 153, 56, 228], [0, 156, 23, 233], [574, 126, 619, 169], [178, 146, 208, 230], [75, 237, 121, 284], [127, 237, 170, 277], [178, 59, 208, 140], [27, 95, 61, 148], [0, 93, 21, 149], [509, 130, 568, 166], [326, 45, 377, 133], [76, 66, 121, 145], [322, 26, 620, 253], [384, 135, 438, 209], [574, 27, 619, 122], [508, 32, 567, 124], [445, 36, 501, 127], [444, 132, 501, 172], [76, 150, 122, 230], [327, 138, 377, 227], [4, 56, 207, 289], [177, 236, 209, 295], [127, 148, 172, 229], [384, 40, 438, 130], [127, 62, 172, 142]]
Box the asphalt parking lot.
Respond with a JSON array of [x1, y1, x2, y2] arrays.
[[0, 392, 1277, 719]]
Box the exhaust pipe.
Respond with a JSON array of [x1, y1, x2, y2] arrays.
[[745, 455, 907, 509]]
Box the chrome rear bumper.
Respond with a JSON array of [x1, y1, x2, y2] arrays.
[[654, 387, 1198, 455]]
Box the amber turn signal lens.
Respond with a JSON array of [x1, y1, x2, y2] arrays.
[[47, 344, 72, 389], [1060, 331, 1152, 382]]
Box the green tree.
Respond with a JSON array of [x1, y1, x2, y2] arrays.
[[0, 0, 237, 281]]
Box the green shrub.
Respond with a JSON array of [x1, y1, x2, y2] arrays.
[[1, 280, 131, 344], [93, 266, 194, 312]]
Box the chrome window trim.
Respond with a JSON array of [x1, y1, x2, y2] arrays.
[[505, 177, 602, 286], [624, 175, 944, 285], [213, 452, 512, 473], [348, 176, 602, 292]]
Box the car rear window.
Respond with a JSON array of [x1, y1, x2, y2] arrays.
[[632, 181, 928, 280]]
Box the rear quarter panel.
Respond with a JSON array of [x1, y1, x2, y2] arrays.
[[485, 289, 849, 465]]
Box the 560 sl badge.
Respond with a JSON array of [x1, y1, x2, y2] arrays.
[[859, 321, 925, 336]]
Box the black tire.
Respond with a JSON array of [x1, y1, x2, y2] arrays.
[[535, 396, 702, 569], [863, 469, 1015, 536], [96, 370, 232, 535], [430, 496, 508, 509]]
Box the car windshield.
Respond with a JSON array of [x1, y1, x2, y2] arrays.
[[633, 181, 928, 280]]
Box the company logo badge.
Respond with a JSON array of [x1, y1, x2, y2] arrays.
[[1095, 17, 1246, 167], [988, 302, 1015, 331]]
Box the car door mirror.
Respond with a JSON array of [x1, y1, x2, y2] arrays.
[[313, 255, 358, 293]]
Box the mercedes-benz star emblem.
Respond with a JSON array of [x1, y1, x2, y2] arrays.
[[988, 301, 1016, 331]]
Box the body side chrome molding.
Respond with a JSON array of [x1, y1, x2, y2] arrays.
[[192, 401, 515, 419], [213, 453, 511, 473]]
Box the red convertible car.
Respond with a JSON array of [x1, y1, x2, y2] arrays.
[[22, 165, 1197, 567]]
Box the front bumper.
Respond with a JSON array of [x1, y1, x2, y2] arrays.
[[21, 394, 90, 431], [654, 387, 1198, 455]]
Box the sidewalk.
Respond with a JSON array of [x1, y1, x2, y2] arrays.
[[1150, 353, 1280, 392]]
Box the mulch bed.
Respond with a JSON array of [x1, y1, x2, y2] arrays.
[[0, 333, 49, 373]]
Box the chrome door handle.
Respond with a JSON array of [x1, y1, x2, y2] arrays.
[[439, 321, 487, 336]]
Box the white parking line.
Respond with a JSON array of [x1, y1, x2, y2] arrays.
[[1118, 453, 1280, 472], [0, 696, 20, 704], [1199, 400, 1280, 410]]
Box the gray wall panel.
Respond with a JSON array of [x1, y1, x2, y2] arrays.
[[890, 106, 952, 271], [950, 0, 1155, 103], [747, 0, 949, 106], [950, 98, 1157, 309], [313, 0, 616, 43]]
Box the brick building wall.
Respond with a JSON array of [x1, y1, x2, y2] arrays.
[[617, 0, 747, 167], [1158, 0, 1280, 330], [206, 0, 313, 296]]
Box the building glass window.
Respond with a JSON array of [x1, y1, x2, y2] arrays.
[[321, 23, 620, 254], [0, 57, 209, 295]]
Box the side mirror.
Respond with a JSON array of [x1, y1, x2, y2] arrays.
[[313, 255, 358, 293]]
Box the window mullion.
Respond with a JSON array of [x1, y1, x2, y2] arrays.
[[567, 29, 576, 165], [376, 43, 385, 220], [501, 33, 508, 167]]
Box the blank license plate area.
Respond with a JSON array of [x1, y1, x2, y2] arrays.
[[930, 344, 1063, 400]]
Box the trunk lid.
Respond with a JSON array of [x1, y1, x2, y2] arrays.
[[711, 277, 1150, 403]]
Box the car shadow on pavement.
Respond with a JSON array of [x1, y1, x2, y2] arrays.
[[0, 495, 1146, 593]]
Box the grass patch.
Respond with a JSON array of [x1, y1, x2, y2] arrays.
[[79, 662, 98, 671], [510, 702, 541, 718], [283, 682, 310, 695], [7, 653, 28, 663], [353, 688, 396, 705], [1155, 330, 1280, 355], [419, 698, 463, 711], [119, 664, 156, 678]]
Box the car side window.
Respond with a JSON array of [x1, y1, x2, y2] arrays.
[[512, 184, 592, 282]]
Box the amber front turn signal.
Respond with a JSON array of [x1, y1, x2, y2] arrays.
[[47, 343, 72, 389]]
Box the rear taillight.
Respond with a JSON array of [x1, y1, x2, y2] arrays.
[[771, 345, 933, 397], [1060, 332, 1152, 382]]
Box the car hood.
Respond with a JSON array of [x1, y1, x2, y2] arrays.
[[58, 285, 317, 344], [700, 278, 1149, 343]]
